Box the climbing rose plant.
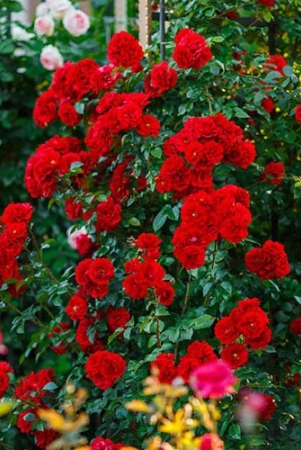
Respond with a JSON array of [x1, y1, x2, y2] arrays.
[[1, 0, 301, 448]]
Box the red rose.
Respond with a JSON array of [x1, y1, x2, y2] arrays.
[[76, 316, 104, 354], [172, 28, 212, 70], [245, 240, 290, 280], [136, 114, 161, 137], [145, 61, 178, 97], [261, 161, 285, 185], [289, 317, 301, 335], [214, 316, 240, 344], [257, 0, 274, 6], [221, 343, 249, 369], [135, 232, 162, 261], [295, 105, 301, 124], [151, 353, 177, 384], [0, 362, 13, 397], [33, 89, 57, 128], [107, 307, 131, 332], [186, 340, 217, 363], [58, 101, 82, 126], [154, 280, 175, 306], [65, 292, 88, 321], [261, 97, 275, 114], [85, 350, 126, 390], [95, 197, 122, 233], [15, 368, 54, 405], [173, 244, 206, 270], [177, 355, 202, 383], [1, 203, 33, 225], [107, 31, 143, 71]]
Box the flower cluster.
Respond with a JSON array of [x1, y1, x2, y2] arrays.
[[123, 233, 174, 305], [156, 113, 256, 199], [85, 350, 126, 390], [214, 298, 271, 368], [0, 202, 33, 295], [151, 340, 217, 384], [15, 369, 57, 448], [245, 240, 290, 280], [75, 257, 115, 299], [35, 0, 90, 37], [172, 185, 251, 269]]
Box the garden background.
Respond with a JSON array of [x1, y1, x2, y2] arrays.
[[1, 0, 301, 449]]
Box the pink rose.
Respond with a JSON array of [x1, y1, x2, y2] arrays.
[[40, 45, 63, 71], [190, 360, 236, 399], [63, 9, 90, 36], [199, 433, 224, 450], [34, 16, 55, 36]]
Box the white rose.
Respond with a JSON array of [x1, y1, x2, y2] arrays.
[[49, 0, 73, 19], [63, 9, 90, 36], [34, 16, 55, 36], [40, 45, 63, 71], [11, 25, 34, 42], [36, 3, 51, 17]]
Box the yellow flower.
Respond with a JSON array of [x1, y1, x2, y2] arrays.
[[38, 409, 89, 433], [125, 399, 153, 413], [159, 408, 198, 434]]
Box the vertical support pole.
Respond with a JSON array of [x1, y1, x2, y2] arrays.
[[159, 0, 165, 60], [139, 0, 152, 51], [115, 0, 127, 32]]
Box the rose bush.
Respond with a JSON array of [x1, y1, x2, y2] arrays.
[[1, 0, 301, 449]]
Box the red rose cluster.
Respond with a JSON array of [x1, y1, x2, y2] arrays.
[[0, 362, 13, 397], [85, 350, 126, 390], [75, 257, 115, 299], [245, 240, 290, 280], [0, 202, 33, 296], [151, 340, 217, 384], [25, 135, 85, 198], [122, 233, 175, 305], [156, 113, 256, 199], [15, 368, 57, 448], [214, 298, 272, 368], [33, 58, 120, 128], [172, 28, 212, 70], [172, 185, 251, 269], [261, 161, 285, 185]]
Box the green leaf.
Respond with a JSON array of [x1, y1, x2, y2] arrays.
[[129, 217, 141, 227], [228, 423, 241, 440], [188, 314, 215, 330], [212, 36, 225, 43], [0, 40, 15, 54], [43, 382, 58, 391], [153, 211, 167, 232], [234, 107, 250, 119]]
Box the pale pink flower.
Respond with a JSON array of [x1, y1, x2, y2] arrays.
[[36, 3, 51, 17], [40, 45, 63, 71], [49, 0, 73, 19], [63, 9, 90, 36], [34, 16, 55, 36], [190, 360, 236, 399]]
